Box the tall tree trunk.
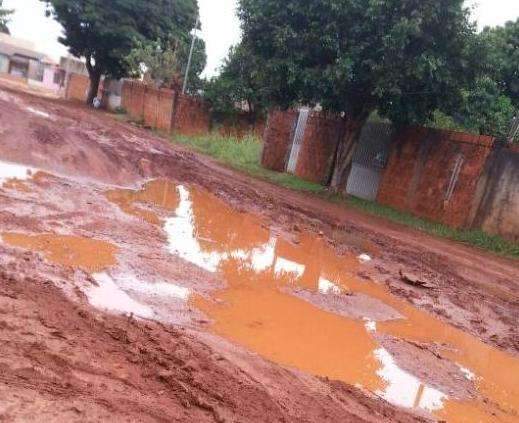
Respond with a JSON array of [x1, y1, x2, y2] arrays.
[[85, 55, 101, 107], [86, 70, 101, 106], [329, 116, 367, 192]]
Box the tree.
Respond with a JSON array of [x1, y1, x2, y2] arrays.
[[126, 35, 206, 92], [239, 0, 478, 189], [204, 42, 269, 124], [0, 0, 13, 34], [481, 19, 519, 108], [461, 77, 516, 138], [41, 0, 199, 105]]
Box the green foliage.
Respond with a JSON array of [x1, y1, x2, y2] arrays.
[[238, 0, 477, 125], [426, 110, 471, 133], [481, 18, 519, 108], [41, 0, 199, 102], [461, 77, 516, 138], [126, 36, 206, 92], [204, 43, 269, 122], [0, 0, 12, 34]]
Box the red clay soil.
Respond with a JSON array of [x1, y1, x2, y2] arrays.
[[0, 83, 518, 422]]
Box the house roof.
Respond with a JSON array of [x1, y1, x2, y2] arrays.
[[0, 34, 46, 62]]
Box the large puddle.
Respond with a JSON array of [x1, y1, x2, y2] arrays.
[[3, 174, 518, 422], [157, 183, 519, 423]]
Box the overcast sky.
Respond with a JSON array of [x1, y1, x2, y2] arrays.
[[3, 0, 518, 77]]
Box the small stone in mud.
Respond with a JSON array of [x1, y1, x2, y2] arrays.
[[399, 269, 436, 289]]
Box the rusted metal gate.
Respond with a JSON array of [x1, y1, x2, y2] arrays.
[[286, 108, 310, 173], [346, 122, 394, 201]]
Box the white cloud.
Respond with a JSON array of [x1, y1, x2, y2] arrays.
[[3, 0, 517, 76]]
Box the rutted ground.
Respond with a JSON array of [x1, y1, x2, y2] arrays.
[[0, 84, 518, 422]]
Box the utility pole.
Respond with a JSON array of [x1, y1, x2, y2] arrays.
[[182, 15, 199, 95]]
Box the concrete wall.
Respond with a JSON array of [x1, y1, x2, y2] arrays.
[[472, 145, 519, 241], [377, 127, 494, 228]]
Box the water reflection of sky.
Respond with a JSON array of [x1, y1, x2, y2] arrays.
[[0, 160, 34, 186], [165, 184, 449, 414]]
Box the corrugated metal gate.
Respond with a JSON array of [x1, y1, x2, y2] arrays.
[[286, 108, 310, 173], [346, 122, 394, 201]]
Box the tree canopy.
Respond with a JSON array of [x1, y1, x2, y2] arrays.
[[238, 0, 478, 187], [42, 0, 200, 103], [126, 35, 206, 93], [480, 19, 519, 109], [428, 19, 518, 139], [204, 42, 269, 123], [0, 0, 13, 34]]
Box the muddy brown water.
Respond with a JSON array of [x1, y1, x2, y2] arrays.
[[106, 179, 179, 225], [3, 175, 519, 422], [1, 233, 118, 272]]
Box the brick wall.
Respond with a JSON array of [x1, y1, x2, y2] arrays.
[[377, 127, 495, 228], [120, 81, 210, 135], [295, 113, 342, 184], [122, 80, 146, 122], [143, 87, 175, 132], [173, 94, 211, 136], [65, 73, 91, 102], [261, 110, 298, 172]]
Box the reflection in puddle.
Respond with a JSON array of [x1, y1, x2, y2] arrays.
[[0, 161, 34, 186], [374, 348, 446, 411], [26, 107, 52, 119], [106, 179, 179, 225], [165, 185, 223, 272], [318, 277, 342, 295], [103, 181, 519, 422], [162, 184, 519, 423], [1, 233, 118, 272], [89, 273, 154, 318], [86, 273, 190, 319]]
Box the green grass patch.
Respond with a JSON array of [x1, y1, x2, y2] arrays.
[[171, 133, 518, 258], [343, 196, 519, 258], [173, 133, 324, 192]]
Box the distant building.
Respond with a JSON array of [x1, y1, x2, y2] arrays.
[[59, 56, 88, 76], [0, 33, 65, 91]]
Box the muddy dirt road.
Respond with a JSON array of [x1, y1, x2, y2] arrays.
[[0, 85, 518, 422]]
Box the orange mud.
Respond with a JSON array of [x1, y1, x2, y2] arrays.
[[2, 179, 31, 192], [1, 233, 118, 272], [182, 187, 519, 423], [106, 179, 179, 225]]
